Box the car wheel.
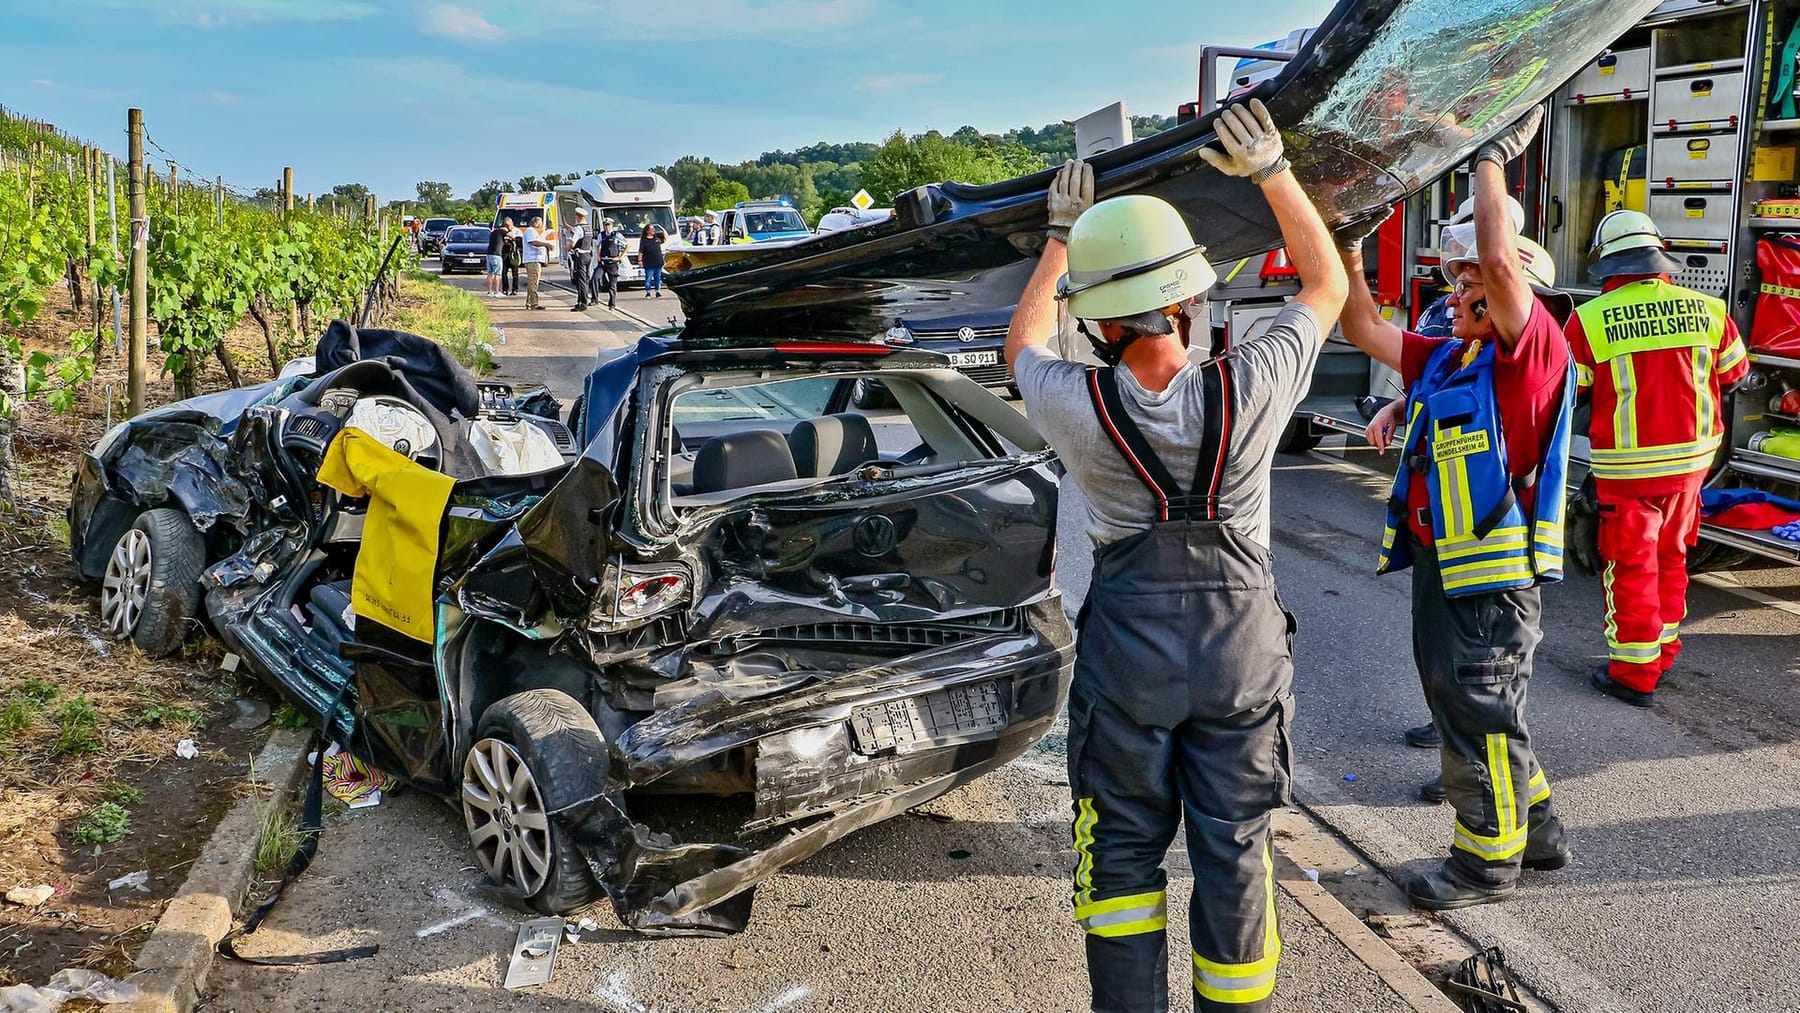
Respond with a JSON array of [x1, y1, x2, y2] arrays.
[[1687, 540, 1750, 573], [1276, 418, 1324, 455], [851, 378, 896, 410], [101, 508, 205, 658], [464, 689, 606, 914]]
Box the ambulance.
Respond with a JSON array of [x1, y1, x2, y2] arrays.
[[493, 192, 559, 264], [1203, 0, 1800, 567]]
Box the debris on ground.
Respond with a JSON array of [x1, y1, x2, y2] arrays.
[[502, 917, 563, 990], [0, 967, 141, 1010], [563, 916, 599, 944], [105, 871, 150, 894], [3, 885, 54, 908], [228, 696, 270, 730], [174, 739, 200, 760], [315, 745, 397, 808], [1445, 946, 1528, 1012]]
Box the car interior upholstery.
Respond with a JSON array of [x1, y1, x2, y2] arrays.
[[788, 413, 879, 479], [693, 430, 799, 494]]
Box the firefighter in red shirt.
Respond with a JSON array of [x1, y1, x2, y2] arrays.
[[1568, 211, 1750, 706]]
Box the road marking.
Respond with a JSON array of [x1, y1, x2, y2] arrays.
[[1695, 571, 1800, 619], [595, 971, 651, 1013], [757, 986, 813, 1012], [414, 907, 488, 938]]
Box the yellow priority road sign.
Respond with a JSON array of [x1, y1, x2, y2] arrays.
[[851, 188, 875, 211]]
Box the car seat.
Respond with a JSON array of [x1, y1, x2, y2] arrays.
[[788, 413, 880, 478], [692, 430, 798, 494]]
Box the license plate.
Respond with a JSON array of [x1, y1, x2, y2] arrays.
[[948, 350, 999, 368], [849, 682, 1005, 754], [462, 258, 484, 265]]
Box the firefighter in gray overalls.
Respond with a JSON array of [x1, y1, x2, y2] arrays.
[[1005, 101, 1348, 1013]]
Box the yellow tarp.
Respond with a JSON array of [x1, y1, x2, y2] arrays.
[[316, 427, 455, 642]]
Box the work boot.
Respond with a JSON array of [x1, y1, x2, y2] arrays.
[[1404, 722, 1440, 749], [1590, 666, 1654, 708], [1419, 775, 1446, 804], [1405, 862, 1516, 911]]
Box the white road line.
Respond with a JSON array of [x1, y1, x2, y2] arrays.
[[595, 971, 652, 1013], [1695, 571, 1800, 619], [757, 985, 813, 1012]]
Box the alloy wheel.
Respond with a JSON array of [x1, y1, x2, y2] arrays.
[[100, 528, 152, 639], [461, 738, 554, 897]]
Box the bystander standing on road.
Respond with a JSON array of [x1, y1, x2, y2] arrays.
[[1566, 211, 1751, 707], [500, 222, 523, 296], [484, 218, 506, 298], [522, 216, 553, 310], [1340, 108, 1574, 911], [565, 207, 594, 312], [1006, 100, 1347, 1013], [595, 219, 625, 310], [641, 224, 667, 299]]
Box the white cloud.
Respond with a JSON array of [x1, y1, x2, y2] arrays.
[[75, 0, 379, 24], [482, 0, 876, 41], [30, 79, 54, 88], [423, 5, 504, 41], [202, 91, 240, 105], [857, 72, 940, 92]]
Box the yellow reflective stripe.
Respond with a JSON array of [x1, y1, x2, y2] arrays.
[[1590, 437, 1717, 462], [1603, 561, 1620, 645], [1527, 770, 1551, 806], [1435, 526, 1529, 561], [1075, 890, 1167, 937], [1192, 844, 1281, 1005], [1072, 798, 1097, 907], [1487, 734, 1518, 836], [1608, 640, 1663, 663], [1660, 621, 1681, 644], [1440, 559, 1536, 591], [1611, 355, 1638, 450], [1693, 345, 1714, 443], [1761, 281, 1800, 299], [1453, 819, 1528, 860], [1719, 336, 1748, 371], [1576, 361, 1595, 388]]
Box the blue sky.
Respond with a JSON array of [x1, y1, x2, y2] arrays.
[[1, 0, 1332, 201]]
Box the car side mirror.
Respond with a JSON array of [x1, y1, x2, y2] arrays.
[[732, 228, 747, 239]]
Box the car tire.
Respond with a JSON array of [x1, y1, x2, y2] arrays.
[[851, 378, 896, 410], [1276, 418, 1325, 455], [465, 689, 606, 914], [100, 508, 205, 658], [1687, 539, 1750, 573]]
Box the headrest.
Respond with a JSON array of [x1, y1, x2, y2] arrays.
[[789, 413, 879, 479], [693, 430, 798, 494]]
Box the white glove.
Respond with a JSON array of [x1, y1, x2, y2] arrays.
[[1476, 106, 1543, 168], [1046, 159, 1095, 244], [1199, 99, 1288, 182]]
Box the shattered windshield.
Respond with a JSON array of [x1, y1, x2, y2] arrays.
[[1301, 0, 1641, 185]]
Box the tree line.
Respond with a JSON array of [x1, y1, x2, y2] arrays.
[[394, 115, 1175, 226]]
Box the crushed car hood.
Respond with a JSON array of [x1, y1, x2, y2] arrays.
[[665, 0, 1661, 339]]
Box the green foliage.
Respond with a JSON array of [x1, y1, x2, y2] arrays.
[[255, 804, 303, 875], [108, 783, 144, 806], [271, 703, 311, 729], [0, 697, 38, 740], [859, 130, 1046, 203], [393, 268, 495, 374], [695, 179, 752, 214], [414, 180, 454, 214], [54, 693, 102, 756], [73, 801, 132, 845], [134, 703, 203, 728], [18, 677, 59, 705]]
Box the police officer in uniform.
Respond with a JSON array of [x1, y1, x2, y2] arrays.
[[1006, 100, 1347, 1013], [565, 207, 593, 311], [1341, 108, 1573, 909], [1566, 211, 1750, 706], [595, 218, 625, 309]]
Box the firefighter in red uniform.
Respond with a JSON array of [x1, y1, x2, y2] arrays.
[[1567, 211, 1751, 706]]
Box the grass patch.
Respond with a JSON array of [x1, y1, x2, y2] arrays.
[[255, 805, 304, 876], [72, 801, 132, 845], [271, 703, 311, 730], [392, 268, 496, 375], [54, 694, 103, 757], [133, 704, 203, 728], [107, 783, 144, 806]]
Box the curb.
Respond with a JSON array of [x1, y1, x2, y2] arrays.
[[122, 727, 312, 1013], [1270, 863, 1463, 1013]]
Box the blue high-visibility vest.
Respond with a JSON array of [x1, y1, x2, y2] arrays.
[[1377, 338, 1574, 597]]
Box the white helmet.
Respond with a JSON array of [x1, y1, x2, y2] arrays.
[[1438, 220, 1557, 289], [1057, 194, 1218, 321], [1445, 195, 1525, 232]]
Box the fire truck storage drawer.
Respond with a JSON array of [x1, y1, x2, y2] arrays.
[[1649, 133, 1739, 182], [1665, 250, 1730, 297], [1653, 71, 1745, 126], [1649, 193, 1734, 240], [1570, 48, 1651, 97]]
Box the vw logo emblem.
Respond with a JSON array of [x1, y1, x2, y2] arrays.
[[956, 326, 977, 343], [853, 515, 899, 557]]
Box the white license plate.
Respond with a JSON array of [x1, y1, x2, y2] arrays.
[[849, 682, 1006, 754], [948, 350, 998, 368]]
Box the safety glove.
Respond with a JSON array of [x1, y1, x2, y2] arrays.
[[1564, 474, 1602, 576], [1046, 158, 1095, 244], [1199, 99, 1289, 183], [1334, 207, 1394, 254], [1475, 106, 1544, 168]]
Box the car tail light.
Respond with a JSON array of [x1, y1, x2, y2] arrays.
[[587, 563, 691, 633]]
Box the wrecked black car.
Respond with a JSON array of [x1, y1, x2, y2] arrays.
[[68, 321, 1071, 930]]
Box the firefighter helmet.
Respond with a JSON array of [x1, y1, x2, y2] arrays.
[[1588, 209, 1683, 281], [1057, 195, 1218, 321], [1438, 221, 1557, 289]]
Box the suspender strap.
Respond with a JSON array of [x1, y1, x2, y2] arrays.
[[1084, 361, 1235, 522]]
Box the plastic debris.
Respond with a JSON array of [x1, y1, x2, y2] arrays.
[[228, 697, 271, 731], [1303, 868, 1320, 883], [502, 917, 563, 989], [174, 738, 200, 759], [107, 871, 150, 893], [4, 884, 54, 908], [0, 967, 141, 1010], [563, 916, 600, 943], [1343, 773, 1357, 782], [218, 652, 241, 673], [1446, 946, 1527, 1012]]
